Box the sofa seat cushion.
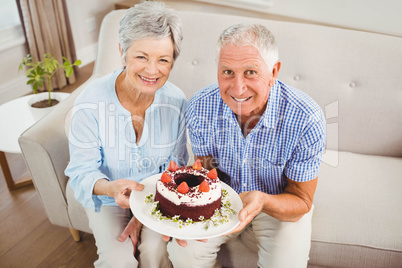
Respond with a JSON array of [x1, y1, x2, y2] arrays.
[[310, 151, 402, 267]]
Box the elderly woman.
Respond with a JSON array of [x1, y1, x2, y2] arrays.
[[65, 2, 187, 267]]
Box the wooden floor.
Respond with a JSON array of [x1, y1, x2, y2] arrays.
[[0, 62, 98, 267]]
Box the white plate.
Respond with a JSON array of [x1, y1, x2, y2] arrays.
[[130, 173, 242, 240]]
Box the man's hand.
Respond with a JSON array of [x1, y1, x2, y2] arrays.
[[93, 179, 144, 208], [161, 235, 208, 247], [118, 216, 143, 255], [226, 177, 318, 231], [224, 191, 263, 235]]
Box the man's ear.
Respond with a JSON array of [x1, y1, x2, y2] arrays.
[[269, 61, 281, 87], [273, 61, 281, 78]]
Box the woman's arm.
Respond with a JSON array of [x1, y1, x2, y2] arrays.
[[93, 178, 144, 208]]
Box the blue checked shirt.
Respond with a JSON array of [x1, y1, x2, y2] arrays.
[[65, 69, 188, 211], [186, 80, 326, 195]]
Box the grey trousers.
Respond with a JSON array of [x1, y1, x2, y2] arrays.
[[85, 206, 172, 268], [167, 207, 314, 268]]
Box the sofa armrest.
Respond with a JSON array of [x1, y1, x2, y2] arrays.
[[18, 81, 89, 228]]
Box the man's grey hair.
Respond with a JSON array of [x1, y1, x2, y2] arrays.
[[216, 24, 279, 71], [119, 1, 183, 64]]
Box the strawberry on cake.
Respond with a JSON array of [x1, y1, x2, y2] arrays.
[[154, 159, 222, 221]]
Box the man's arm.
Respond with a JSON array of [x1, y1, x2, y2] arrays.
[[259, 177, 317, 221], [227, 177, 317, 234], [195, 154, 317, 220]]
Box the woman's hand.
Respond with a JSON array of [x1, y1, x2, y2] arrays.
[[93, 178, 144, 208], [112, 179, 144, 208], [118, 216, 143, 255]]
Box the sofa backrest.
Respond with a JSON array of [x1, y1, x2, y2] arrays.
[[92, 9, 402, 157]]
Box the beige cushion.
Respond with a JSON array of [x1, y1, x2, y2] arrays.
[[310, 151, 402, 267]]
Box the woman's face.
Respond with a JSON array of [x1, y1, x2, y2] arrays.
[[121, 36, 174, 95]]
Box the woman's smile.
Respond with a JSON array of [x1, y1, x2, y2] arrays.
[[138, 75, 159, 83]]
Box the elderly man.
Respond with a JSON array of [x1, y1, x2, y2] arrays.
[[166, 23, 326, 268]]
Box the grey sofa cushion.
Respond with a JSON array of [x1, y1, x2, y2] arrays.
[[310, 151, 402, 267]]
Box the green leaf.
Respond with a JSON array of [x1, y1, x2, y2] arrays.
[[73, 60, 82, 66], [63, 57, 72, 65], [20, 52, 81, 94], [51, 58, 58, 68], [25, 68, 34, 76], [65, 67, 73, 77]]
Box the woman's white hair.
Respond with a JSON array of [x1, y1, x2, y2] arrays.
[[119, 1, 183, 64], [216, 24, 279, 71]]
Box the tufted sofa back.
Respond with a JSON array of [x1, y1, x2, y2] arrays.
[[93, 10, 402, 157]]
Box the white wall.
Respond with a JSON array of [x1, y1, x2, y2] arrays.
[[64, 0, 402, 70], [1, 0, 401, 104], [0, 42, 32, 104], [260, 0, 401, 37], [171, 0, 402, 37], [66, 0, 120, 67]]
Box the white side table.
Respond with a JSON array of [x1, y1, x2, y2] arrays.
[[0, 93, 70, 190]]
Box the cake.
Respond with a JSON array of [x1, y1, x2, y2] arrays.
[[154, 159, 222, 221]]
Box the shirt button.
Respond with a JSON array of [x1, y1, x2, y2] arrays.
[[243, 183, 247, 187], [243, 159, 247, 164]]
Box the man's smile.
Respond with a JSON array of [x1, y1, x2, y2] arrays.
[[232, 96, 252, 102]]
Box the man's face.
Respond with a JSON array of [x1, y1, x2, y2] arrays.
[[217, 44, 280, 121]]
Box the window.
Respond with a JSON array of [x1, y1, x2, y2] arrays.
[[0, 0, 21, 28], [0, 0, 25, 52]]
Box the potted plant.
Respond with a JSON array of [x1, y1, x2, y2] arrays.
[[19, 53, 81, 120]]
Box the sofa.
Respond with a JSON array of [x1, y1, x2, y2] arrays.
[[19, 9, 402, 267]]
